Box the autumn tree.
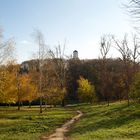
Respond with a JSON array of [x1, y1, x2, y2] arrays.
[[0, 61, 18, 105], [0, 28, 16, 105], [77, 77, 96, 103], [19, 74, 38, 108], [0, 69, 17, 104], [44, 86, 66, 107]]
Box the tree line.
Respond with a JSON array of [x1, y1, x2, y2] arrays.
[[0, 29, 140, 111]]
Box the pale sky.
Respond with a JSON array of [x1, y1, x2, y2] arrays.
[[0, 0, 134, 63]]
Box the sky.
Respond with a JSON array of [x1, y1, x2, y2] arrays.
[[0, 0, 134, 63]]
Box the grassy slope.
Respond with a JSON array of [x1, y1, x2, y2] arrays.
[[68, 102, 140, 140], [0, 106, 74, 140]]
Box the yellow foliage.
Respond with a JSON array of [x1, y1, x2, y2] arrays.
[[18, 74, 38, 102], [77, 77, 96, 103], [0, 70, 17, 104], [44, 86, 66, 105], [0, 66, 38, 104]]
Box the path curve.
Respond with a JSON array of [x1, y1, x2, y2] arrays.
[[40, 110, 83, 140]]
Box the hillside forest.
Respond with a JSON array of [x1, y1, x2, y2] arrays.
[[0, 32, 140, 112]]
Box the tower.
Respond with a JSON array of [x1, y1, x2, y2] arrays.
[[73, 50, 78, 59]]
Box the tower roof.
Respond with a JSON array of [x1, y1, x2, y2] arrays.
[[73, 50, 78, 52]]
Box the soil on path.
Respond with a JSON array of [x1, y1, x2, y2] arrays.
[[40, 110, 83, 140]]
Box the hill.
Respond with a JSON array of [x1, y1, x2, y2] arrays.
[[68, 101, 140, 140]]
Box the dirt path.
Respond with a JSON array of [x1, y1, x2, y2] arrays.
[[40, 110, 83, 140]]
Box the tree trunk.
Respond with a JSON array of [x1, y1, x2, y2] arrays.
[[40, 96, 43, 113], [61, 99, 65, 107], [107, 98, 110, 106], [119, 94, 122, 103], [126, 83, 130, 106], [127, 94, 130, 106], [45, 101, 47, 110], [29, 102, 31, 108], [18, 101, 20, 111]]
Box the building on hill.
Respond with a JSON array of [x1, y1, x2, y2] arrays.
[[73, 50, 78, 59], [20, 50, 79, 72]]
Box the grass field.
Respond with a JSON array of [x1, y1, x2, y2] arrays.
[[0, 106, 74, 140], [0, 102, 140, 140], [68, 101, 140, 140]]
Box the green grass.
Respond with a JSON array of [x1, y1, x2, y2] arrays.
[[1, 102, 140, 140], [68, 101, 140, 140], [0, 106, 74, 140]]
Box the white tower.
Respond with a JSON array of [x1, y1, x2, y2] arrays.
[[73, 50, 78, 59]]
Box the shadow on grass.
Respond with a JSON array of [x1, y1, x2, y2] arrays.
[[69, 103, 140, 135]]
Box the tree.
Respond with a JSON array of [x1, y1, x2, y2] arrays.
[[0, 29, 16, 105], [113, 35, 132, 106], [66, 59, 83, 102], [130, 35, 140, 74], [33, 29, 47, 113], [77, 77, 96, 103], [19, 74, 38, 106], [27, 73, 39, 108], [49, 43, 68, 106], [99, 35, 112, 106], [44, 86, 66, 107], [0, 62, 18, 104], [0, 29, 15, 65], [0, 69, 17, 104], [129, 72, 140, 103]]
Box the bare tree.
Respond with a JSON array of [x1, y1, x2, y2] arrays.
[[33, 29, 46, 113], [131, 34, 140, 73], [0, 29, 15, 65], [49, 42, 67, 106], [99, 35, 111, 106], [113, 35, 132, 106], [100, 36, 111, 59]]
